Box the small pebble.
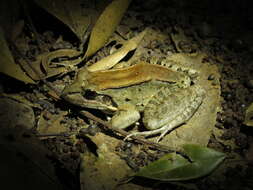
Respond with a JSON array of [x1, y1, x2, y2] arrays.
[[215, 122, 223, 129], [245, 80, 253, 89], [211, 80, 219, 86], [70, 152, 80, 159], [225, 93, 232, 100], [208, 74, 215, 80], [235, 134, 248, 148]]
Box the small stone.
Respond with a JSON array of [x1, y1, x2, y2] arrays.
[[225, 93, 233, 100], [215, 122, 223, 129], [211, 80, 219, 86], [208, 74, 215, 80], [235, 134, 248, 148], [62, 146, 70, 153], [245, 80, 253, 89], [70, 152, 80, 159], [241, 104, 246, 108]]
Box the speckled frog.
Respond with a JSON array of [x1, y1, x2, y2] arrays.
[[63, 59, 205, 141]]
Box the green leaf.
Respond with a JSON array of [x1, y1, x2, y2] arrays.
[[135, 144, 226, 181], [0, 27, 35, 84], [136, 153, 189, 180], [85, 0, 132, 57]]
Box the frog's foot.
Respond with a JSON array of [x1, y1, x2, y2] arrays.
[[124, 124, 175, 142]]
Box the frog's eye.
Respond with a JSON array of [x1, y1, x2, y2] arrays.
[[83, 90, 97, 100]]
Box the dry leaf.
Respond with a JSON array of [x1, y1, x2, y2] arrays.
[[80, 133, 147, 190], [244, 102, 253, 126], [20, 49, 82, 80], [0, 27, 35, 83], [0, 93, 42, 109], [0, 97, 35, 130], [87, 29, 146, 72], [85, 0, 131, 58]]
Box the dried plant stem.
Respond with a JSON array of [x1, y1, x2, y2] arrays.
[[80, 110, 174, 152]]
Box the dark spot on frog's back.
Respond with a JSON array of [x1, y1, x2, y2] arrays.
[[83, 90, 98, 100], [125, 98, 131, 102]]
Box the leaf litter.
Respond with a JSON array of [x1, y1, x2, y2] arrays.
[[0, 0, 253, 190]]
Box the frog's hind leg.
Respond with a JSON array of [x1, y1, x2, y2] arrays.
[[124, 88, 205, 142]]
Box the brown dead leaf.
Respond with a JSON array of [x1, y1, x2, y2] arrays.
[[0, 27, 35, 84], [85, 0, 132, 58], [0, 97, 35, 130], [87, 29, 146, 72], [80, 133, 151, 190], [20, 49, 82, 80], [244, 102, 253, 127]]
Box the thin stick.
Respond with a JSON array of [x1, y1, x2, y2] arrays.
[[80, 110, 174, 152]]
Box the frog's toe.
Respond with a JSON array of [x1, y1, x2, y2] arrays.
[[123, 131, 151, 141], [123, 133, 135, 141], [124, 128, 166, 141], [156, 129, 169, 142], [124, 132, 145, 141]]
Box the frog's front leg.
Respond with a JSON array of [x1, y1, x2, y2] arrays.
[[110, 104, 141, 129], [125, 85, 205, 142]]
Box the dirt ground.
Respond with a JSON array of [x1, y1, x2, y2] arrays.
[[1, 0, 253, 189]]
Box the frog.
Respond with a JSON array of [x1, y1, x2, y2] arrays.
[[62, 58, 205, 142]]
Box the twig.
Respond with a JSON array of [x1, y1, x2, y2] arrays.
[[80, 110, 174, 153], [36, 132, 74, 138]]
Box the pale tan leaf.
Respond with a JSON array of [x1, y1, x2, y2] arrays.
[[20, 49, 82, 80], [80, 133, 147, 190], [0, 97, 35, 130], [0, 27, 35, 84], [85, 0, 131, 58], [244, 102, 253, 126], [87, 29, 146, 72], [0, 93, 42, 109]]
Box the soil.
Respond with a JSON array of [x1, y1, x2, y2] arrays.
[[1, 0, 253, 190]]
